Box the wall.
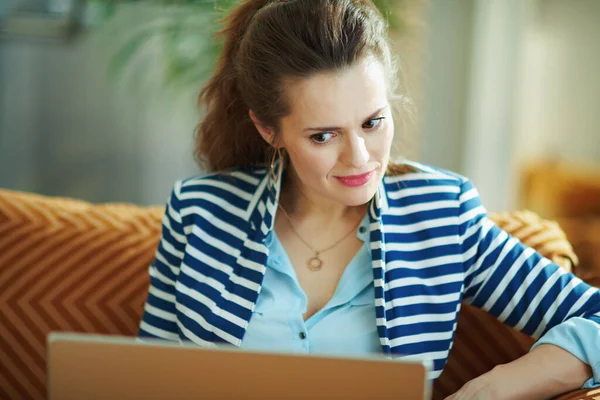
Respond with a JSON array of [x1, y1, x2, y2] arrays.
[[514, 0, 600, 166], [0, 6, 200, 205], [420, 0, 600, 212], [421, 0, 530, 211], [420, 0, 474, 175]]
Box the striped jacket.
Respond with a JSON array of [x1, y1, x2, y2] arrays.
[[139, 161, 600, 380]]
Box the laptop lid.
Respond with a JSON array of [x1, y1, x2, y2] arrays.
[[47, 332, 430, 399]]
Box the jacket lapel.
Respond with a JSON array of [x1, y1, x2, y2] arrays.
[[221, 162, 284, 346], [370, 179, 392, 354]]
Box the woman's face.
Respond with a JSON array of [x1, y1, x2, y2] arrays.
[[276, 58, 394, 207]]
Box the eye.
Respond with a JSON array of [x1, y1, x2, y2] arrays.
[[310, 132, 335, 144], [363, 117, 385, 130]]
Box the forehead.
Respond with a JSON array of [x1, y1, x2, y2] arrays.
[[282, 58, 388, 128]]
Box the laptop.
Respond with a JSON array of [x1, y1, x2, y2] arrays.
[[47, 332, 431, 399]]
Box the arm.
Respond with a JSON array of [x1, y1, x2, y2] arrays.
[[456, 179, 600, 397], [138, 181, 187, 341]]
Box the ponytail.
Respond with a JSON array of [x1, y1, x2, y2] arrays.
[[195, 0, 273, 172]]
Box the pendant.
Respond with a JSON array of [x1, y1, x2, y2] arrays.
[[307, 256, 323, 271]]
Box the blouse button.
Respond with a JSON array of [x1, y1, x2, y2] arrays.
[[358, 226, 367, 234], [299, 332, 307, 340]]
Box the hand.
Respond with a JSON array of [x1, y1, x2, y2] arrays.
[[444, 344, 594, 400]]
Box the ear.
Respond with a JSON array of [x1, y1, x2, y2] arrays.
[[249, 110, 279, 147]]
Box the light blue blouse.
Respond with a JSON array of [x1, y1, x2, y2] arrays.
[[241, 213, 382, 356], [241, 213, 599, 389]]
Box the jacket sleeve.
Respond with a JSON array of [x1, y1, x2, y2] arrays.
[[138, 181, 187, 341], [458, 178, 600, 373]]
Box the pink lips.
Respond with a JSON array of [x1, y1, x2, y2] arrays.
[[334, 170, 375, 187]]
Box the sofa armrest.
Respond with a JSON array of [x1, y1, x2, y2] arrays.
[[553, 387, 600, 400], [489, 210, 579, 271]]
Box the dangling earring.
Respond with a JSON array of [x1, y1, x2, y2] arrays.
[[269, 147, 280, 184]]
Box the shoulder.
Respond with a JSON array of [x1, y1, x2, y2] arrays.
[[383, 160, 469, 199], [171, 167, 269, 222], [382, 160, 484, 220], [178, 167, 268, 197]]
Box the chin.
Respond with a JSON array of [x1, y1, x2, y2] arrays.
[[336, 183, 379, 207]]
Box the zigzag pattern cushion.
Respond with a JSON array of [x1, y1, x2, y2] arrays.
[[0, 190, 595, 399], [0, 190, 164, 399]]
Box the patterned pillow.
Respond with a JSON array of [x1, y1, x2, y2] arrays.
[[0, 190, 163, 399], [0, 190, 593, 400]]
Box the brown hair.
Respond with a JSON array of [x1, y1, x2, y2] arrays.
[[195, 0, 413, 174]]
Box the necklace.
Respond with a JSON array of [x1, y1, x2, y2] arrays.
[[276, 204, 364, 271]]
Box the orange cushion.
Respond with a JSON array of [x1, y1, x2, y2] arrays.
[[0, 190, 162, 399]]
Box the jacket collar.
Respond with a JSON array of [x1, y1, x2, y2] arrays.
[[247, 159, 284, 237], [370, 177, 389, 220]]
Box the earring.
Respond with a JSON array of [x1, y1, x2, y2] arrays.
[[269, 148, 280, 184]]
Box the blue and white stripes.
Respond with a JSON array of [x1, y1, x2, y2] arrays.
[[139, 161, 600, 380]]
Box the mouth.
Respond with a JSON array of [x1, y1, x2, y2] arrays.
[[334, 169, 376, 187]]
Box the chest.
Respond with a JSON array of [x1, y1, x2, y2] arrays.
[[275, 228, 365, 320]]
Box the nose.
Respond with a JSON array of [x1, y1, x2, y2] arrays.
[[341, 131, 369, 169]]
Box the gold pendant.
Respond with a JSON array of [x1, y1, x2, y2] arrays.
[[307, 256, 323, 271]]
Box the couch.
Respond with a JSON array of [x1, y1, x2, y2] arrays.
[[0, 189, 598, 400]]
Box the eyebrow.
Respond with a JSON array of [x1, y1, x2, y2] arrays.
[[302, 106, 388, 132]]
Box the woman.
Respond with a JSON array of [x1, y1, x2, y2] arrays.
[[139, 0, 600, 398]]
